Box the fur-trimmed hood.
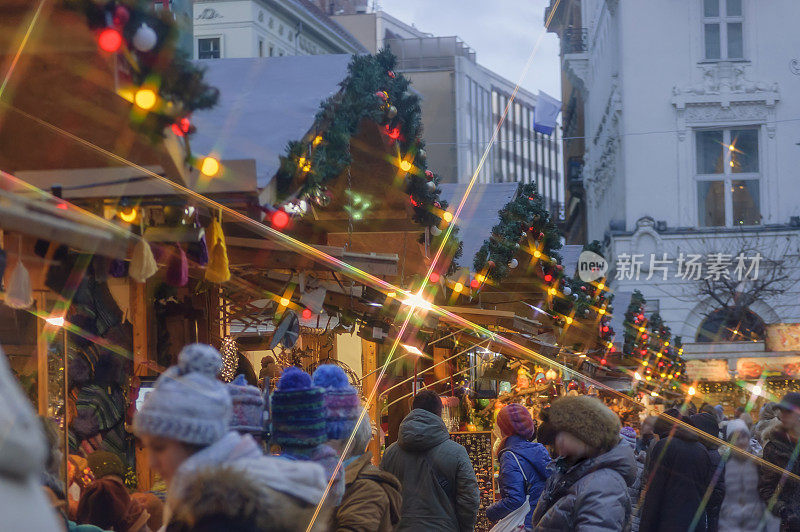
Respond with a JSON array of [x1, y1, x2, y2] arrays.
[[169, 465, 330, 532]]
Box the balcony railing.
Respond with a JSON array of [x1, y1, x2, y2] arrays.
[[562, 27, 588, 54]]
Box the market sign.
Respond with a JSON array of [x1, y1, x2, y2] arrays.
[[685, 359, 730, 382], [766, 324, 800, 352], [737, 356, 800, 379]]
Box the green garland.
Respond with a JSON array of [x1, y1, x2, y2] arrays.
[[474, 182, 562, 281], [68, 0, 219, 142], [275, 49, 448, 229]]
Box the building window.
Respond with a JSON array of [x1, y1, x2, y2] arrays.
[[703, 0, 743, 60], [695, 127, 760, 227], [198, 37, 220, 59], [269, 44, 274, 57], [697, 307, 765, 342]]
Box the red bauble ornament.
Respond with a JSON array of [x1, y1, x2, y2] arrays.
[[433, 201, 441, 208], [385, 126, 401, 140], [387, 70, 396, 78], [556, 264, 563, 270], [539, 232, 545, 239], [487, 260, 496, 269], [375, 91, 389, 101], [98, 28, 123, 53], [113, 5, 130, 27], [425, 170, 434, 180]]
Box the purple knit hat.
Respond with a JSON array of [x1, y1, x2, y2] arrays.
[[620, 426, 637, 448], [227, 374, 266, 436], [497, 403, 535, 440], [312, 365, 361, 441]]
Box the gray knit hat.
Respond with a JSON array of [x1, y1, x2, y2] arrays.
[[133, 344, 232, 446]]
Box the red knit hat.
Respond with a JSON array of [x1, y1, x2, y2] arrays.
[[497, 403, 535, 439]]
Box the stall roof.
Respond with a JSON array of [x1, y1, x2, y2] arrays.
[[192, 56, 353, 189], [438, 183, 518, 267]]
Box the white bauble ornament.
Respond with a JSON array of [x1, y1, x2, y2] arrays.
[[563, 286, 572, 296], [573, 293, 579, 300], [427, 180, 436, 191], [133, 24, 158, 52], [508, 258, 519, 269], [430, 226, 442, 236]]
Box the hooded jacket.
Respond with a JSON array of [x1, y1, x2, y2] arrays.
[[758, 424, 800, 531], [165, 431, 330, 530], [380, 409, 480, 531], [333, 451, 402, 532], [639, 424, 714, 532], [720, 447, 775, 532], [530, 440, 637, 531], [485, 435, 551, 529]]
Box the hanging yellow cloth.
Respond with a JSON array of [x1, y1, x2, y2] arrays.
[[205, 216, 230, 283]]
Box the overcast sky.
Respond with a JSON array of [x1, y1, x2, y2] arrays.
[[378, 0, 562, 98]]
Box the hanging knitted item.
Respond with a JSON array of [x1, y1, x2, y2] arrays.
[[187, 212, 209, 266], [129, 239, 157, 283], [6, 261, 33, 308], [166, 244, 188, 287], [205, 216, 230, 283]]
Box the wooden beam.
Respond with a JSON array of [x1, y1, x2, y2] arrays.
[[129, 281, 153, 491], [361, 339, 381, 464]]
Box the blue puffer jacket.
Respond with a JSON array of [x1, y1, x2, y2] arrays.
[[486, 436, 552, 529]]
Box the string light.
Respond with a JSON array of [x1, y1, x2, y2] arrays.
[[533, 250, 541, 258], [688, 386, 696, 396], [453, 282, 464, 293], [201, 156, 220, 177], [313, 136, 323, 146], [45, 316, 65, 327], [470, 279, 480, 289], [271, 210, 290, 229], [118, 207, 137, 223], [597, 282, 605, 290], [442, 211, 453, 223], [548, 287, 557, 296], [134, 88, 157, 110], [399, 160, 412, 172], [98, 28, 123, 53], [565, 316, 573, 325], [598, 308, 606, 315], [279, 297, 290, 307], [220, 336, 238, 382], [302, 308, 313, 319], [429, 272, 440, 283]]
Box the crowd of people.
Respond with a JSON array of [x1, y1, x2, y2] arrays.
[[2, 341, 800, 531]]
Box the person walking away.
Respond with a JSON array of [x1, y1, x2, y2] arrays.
[[486, 404, 551, 530], [76, 478, 150, 532], [636, 417, 657, 455], [272, 366, 346, 505], [719, 419, 778, 532], [639, 409, 714, 532], [758, 392, 800, 531], [381, 390, 479, 531], [620, 427, 645, 532], [755, 402, 779, 445], [690, 412, 726, 532], [133, 343, 330, 531], [530, 396, 636, 531], [312, 364, 402, 531]]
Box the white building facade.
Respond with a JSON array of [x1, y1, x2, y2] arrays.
[[193, 0, 366, 60], [548, 0, 800, 394]]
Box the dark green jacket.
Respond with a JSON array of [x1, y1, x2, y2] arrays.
[[380, 409, 479, 531]]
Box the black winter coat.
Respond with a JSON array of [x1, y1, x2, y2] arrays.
[[758, 427, 800, 531], [639, 428, 714, 532]]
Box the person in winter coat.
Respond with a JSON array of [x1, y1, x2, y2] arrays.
[[272, 366, 346, 505], [620, 427, 645, 532], [165, 464, 328, 531], [719, 419, 779, 532], [639, 409, 715, 532], [76, 478, 151, 532], [755, 402, 779, 445], [312, 365, 402, 531], [486, 404, 552, 529], [690, 412, 726, 532], [530, 395, 636, 531], [636, 416, 657, 455], [133, 343, 330, 531], [758, 392, 800, 531], [380, 390, 480, 531]]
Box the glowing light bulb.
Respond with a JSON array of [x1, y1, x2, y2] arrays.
[[302, 308, 313, 319], [634, 372, 642, 380], [442, 211, 453, 223], [688, 386, 696, 396], [533, 250, 541, 258], [548, 287, 557, 296], [664, 341, 670, 347], [134, 88, 157, 110], [565, 316, 573, 325], [201, 156, 220, 177], [651, 391, 659, 397], [598, 308, 606, 315], [45, 316, 65, 327], [753, 385, 762, 395], [639, 326, 645, 333], [279, 297, 290, 307], [597, 282, 605, 290], [429, 272, 440, 283], [118, 207, 137, 223], [544, 274, 553, 283], [646, 375, 652, 381], [313, 136, 323, 146], [399, 160, 412, 172], [643, 361, 648, 367], [729, 144, 735, 151], [453, 282, 464, 293], [475, 274, 485, 283], [271, 210, 290, 229], [470, 279, 480, 289], [387, 292, 396, 298]]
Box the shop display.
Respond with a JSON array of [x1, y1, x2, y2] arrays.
[[451, 431, 494, 532]]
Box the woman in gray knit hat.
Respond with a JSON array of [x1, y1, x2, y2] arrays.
[[134, 343, 331, 531]]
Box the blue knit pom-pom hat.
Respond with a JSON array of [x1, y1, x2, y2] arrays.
[[133, 343, 232, 446], [312, 365, 361, 441], [227, 374, 266, 436], [271, 367, 326, 450]]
